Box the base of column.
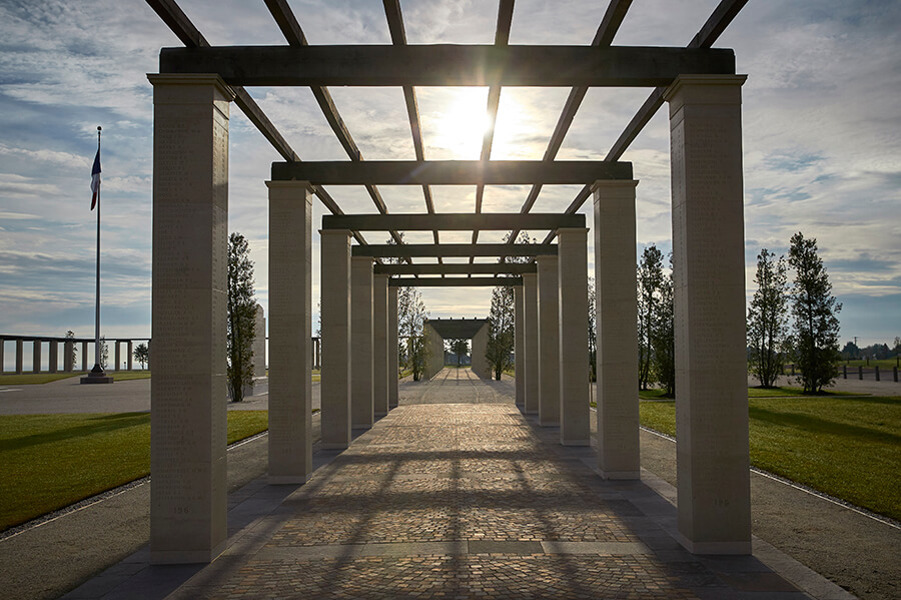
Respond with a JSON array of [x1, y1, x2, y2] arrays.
[[675, 532, 752, 555], [596, 469, 640, 480], [80, 364, 114, 384], [268, 473, 312, 485], [539, 419, 560, 427], [525, 409, 538, 415], [561, 439, 590, 446], [150, 541, 226, 565], [352, 423, 372, 430], [375, 412, 387, 418], [321, 442, 348, 450]]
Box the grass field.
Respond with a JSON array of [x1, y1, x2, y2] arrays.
[[0, 410, 269, 532], [639, 395, 901, 522]]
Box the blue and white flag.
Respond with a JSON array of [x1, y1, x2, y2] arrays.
[[90, 148, 101, 210]]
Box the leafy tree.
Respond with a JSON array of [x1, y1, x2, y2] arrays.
[[397, 285, 429, 380], [227, 232, 256, 401], [651, 257, 675, 397], [448, 338, 469, 366], [788, 232, 842, 393], [747, 249, 789, 388], [636, 245, 664, 390], [486, 285, 515, 380], [99, 337, 109, 370], [133, 342, 149, 370], [587, 277, 597, 383], [840, 341, 860, 360]]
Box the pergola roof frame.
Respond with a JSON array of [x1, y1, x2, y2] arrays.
[[374, 263, 536, 276], [389, 277, 522, 288], [353, 244, 556, 259], [322, 213, 585, 232]]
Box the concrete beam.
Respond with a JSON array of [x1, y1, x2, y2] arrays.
[[388, 277, 522, 287], [354, 244, 556, 258], [323, 213, 585, 231], [374, 263, 535, 276], [160, 45, 736, 87]]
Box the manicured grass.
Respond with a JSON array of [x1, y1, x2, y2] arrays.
[[0, 410, 269, 531], [0, 372, 81, 385], [747, 386, 858, 398], [639, 396, 901, 521], [840, 359, 899, 369], [638, 388, 671, 400], [110, 370, 151, 381]]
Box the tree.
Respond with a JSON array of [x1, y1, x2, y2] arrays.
[[747, 249, 789, 388], [99, 337, 109, 370], [788, 232, 842, 393], [636, 245, 664, 390], [397, 285, 429, 380], [486, 285, 515, 380], [651, 257, 675, 397], [448, 338, 469, 366], [587, 277, 597, 383], [133, 342, 149, 370], [227, 232, 256, 401], [840, 341, 860, 360]]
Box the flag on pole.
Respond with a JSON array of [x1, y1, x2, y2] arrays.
[[90, 148, 101, 210]]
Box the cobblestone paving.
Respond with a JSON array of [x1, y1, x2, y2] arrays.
[[168, 369, 807, 599]]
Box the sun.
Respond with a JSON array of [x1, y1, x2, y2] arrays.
[[429, 88, 492, 159]]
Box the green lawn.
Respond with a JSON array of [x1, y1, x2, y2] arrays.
[[0, 373, 81, 385], [0, 410, 269, 531], [639, 396, 901, 521]]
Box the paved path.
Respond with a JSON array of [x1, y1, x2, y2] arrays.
[[53, 367, 856, 600]]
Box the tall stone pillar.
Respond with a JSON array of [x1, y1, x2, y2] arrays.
[[664, 75, 750, 554], [388, 286, 399, 408], [321, 230, 353, 449], [63, 340, 74, 372], [15, 339, 23, 374], [523, 273, 539, 415], [114, 341, 121, 371], [593, 181, 640, 478], [537, 256, 560, 426], [471, 322, 489, 378], [49, 340, 58, 373], [514, 286, 524, 406], [81, 341, 89, 372], [558, 228, 590, 446], [268, 181, 313, 483], [252, 304, 266, 378], [0, 338, 5, 374], [147, 73, 233, 564], [351, 257, 374, 429], [127, 340, 133, 371], [423, 322, 445, 379], [373, 274, 389, 417], [32, 340, 41, 373]]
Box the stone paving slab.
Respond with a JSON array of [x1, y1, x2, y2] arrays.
[[152, 398, 811, 599]]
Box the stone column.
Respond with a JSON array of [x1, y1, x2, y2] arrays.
[[514, 286, 524, 407], [81, 341, 89, 372], [593, 180, 640, 478], [321, 229, 353, 449], [32, 340, 41, 374], [268, 180, 313, 483], [537, 256, 560, 426], [351, 256, 374, 429], [15, 339, 23, 374], [388, 286, 399, 408], [63, 340, 74, 372], [127, 341, 134, 371], [523, 273, 539, 415], [664, 74, 750, 554], [423, 322, 445, 379], [252, 304, 266, 378], [147, 73, 233, 564], [114, 341, 121, 371], [49, 340, 58, 373], [471, 322, 489, 378], [558, 228, 590, 446], [0, 338, 4, 374], [373, 274, 389, 417]]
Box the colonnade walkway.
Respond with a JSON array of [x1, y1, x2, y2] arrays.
[[64, 368, 838, 599]]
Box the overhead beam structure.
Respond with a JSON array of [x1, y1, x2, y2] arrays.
[[323, 213, 584, 231], [273, 160, 632, 185], [389, 277, 523, 288], [159, 45, 735, 87], [353, 244, 556, 258], [375, 263, 536, 276]]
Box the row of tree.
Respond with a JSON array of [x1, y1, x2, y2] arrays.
[[747, 232, 842, 393]]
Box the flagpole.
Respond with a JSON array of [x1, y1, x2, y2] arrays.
[[94, 125, 101, 371], [82, 125, 112, 383]]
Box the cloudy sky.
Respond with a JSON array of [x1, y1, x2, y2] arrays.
[[1, 0, 899, 364]]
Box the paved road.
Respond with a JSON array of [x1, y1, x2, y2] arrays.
[[0, 377, 319, 414]]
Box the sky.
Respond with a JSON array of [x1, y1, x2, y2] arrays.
[[1, 0, 899, 362]]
